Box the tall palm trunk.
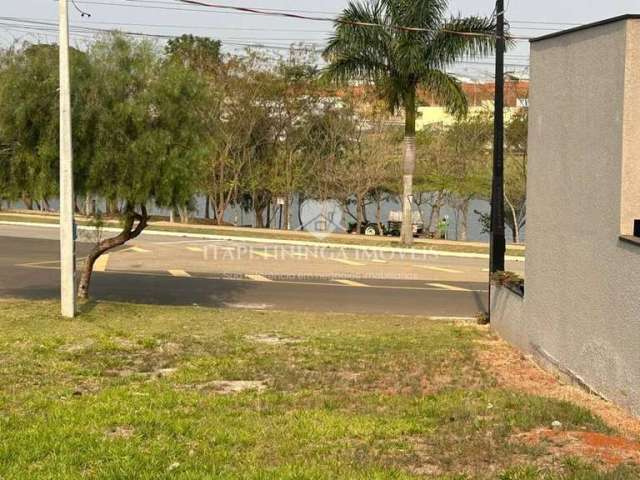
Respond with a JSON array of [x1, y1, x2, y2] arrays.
[[401, 88, 417, 245]]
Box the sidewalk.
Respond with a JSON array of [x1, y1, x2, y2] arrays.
[[0, 210, 525, 260]]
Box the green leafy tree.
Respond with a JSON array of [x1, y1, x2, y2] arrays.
[[323, 0, 495, 244], [0, 43, 93, 210], [445, 112, 493, 241], [414, 125, 454, 233], [165, 34, 221, 72], [504, 107, 527, 243], [165, 34, 223, 220], [268, 49, 323, 229], [203, 53, 276, 225], [78, 35, 210, 298], [475, 109, 528, 243]]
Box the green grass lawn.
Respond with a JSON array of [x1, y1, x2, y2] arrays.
[[0, 300, 635, 479]]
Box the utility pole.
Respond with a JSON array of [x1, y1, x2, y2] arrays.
[[489, 0, 506, 274], [59, 0, 76, 317]]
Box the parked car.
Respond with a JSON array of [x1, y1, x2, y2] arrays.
[[347, 222, 385, 236], [386, 211, 425, 237], [348, 211, 426, 237]]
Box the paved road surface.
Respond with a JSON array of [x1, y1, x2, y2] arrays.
[[0, 224, 524, 316]]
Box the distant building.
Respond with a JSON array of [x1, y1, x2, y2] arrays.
[[416, 77, 529, 130]]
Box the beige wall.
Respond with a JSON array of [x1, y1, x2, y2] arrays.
[[621, 22, 640, 235], [493, 18, 640, 415], [490, 286, 526, 351]]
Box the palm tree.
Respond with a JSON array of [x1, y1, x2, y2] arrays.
[[324, 0, 496, 245]]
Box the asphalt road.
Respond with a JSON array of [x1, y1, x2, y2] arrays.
[[0, 225, 501, 316]]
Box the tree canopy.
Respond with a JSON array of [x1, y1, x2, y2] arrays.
[[323, 0, 496, 244]]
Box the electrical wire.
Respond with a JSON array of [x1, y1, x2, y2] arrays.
[[68, 0, 531, 39], [0, 16, 533, 63], [71, 0, 93, 17]]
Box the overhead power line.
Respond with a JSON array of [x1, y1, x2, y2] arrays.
[[70, 0, 531, 39], [0, 21, 532, 68], [72, 0, 583, 34], [175, 0, 531, 38]]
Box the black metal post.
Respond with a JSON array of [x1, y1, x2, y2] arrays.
[[490, 0, 506, 274]]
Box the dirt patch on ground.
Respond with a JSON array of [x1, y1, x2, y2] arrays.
[[92, 341, 184, 379], [513, 428, 640, 468], [245, 334, 302, 345], [105, 425, 135, 439], [192, 380, 268, 394], [476, 336, 640, 439]]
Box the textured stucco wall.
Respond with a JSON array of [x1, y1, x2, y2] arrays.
[[524, 18, 640, 414], [490, 286, 526, 352], [621, 22, 640, 235]]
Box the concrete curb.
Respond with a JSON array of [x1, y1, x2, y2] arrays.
[[0, 220, 525, 262]]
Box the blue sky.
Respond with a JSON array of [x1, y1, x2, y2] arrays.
[[2, 0, 639, 78]]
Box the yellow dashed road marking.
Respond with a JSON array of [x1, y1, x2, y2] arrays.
[[371, 259, 387, 264], [334, 279, 369, 287], [246, 274, 273, 282], [414, 265, 463, 274], [169, 269, 191, 277], [187, 247, 204, 253], [328, 258, 366, 266], [94, 254, 109, 272], [427, 283, 471, 292]]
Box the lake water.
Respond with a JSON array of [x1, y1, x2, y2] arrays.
[[4, 194, 523, 243]]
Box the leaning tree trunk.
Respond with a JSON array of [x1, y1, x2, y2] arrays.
[[77, 204, 148, 300], [400, 88, 417, 246], [505, 194, 520, 244]]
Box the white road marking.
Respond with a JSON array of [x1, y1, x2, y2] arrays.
[[481, 268, 490, 272], [94, 254, 109, 272], [414, 265, 463, 274], [246, 274, 273, 282], [328, 258, 366, 266], [334, 279, 369, 287], [427, 283, 472, 292], [169, 269, 191, 277], [122, 246, 150, 253], [187, 247, 204, 252], [252, 251, 276, 259]]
